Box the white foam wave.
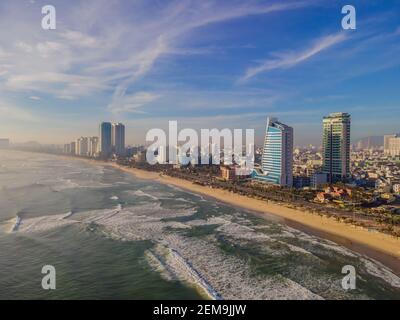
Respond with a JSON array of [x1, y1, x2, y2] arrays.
[[362, 257, 400, 288], [60, 211, 74, 220], [130, 190, 159, 201]]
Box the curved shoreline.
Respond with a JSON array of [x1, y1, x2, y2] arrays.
[[56, 154, 400, 275], [107, 163, 400, 275]]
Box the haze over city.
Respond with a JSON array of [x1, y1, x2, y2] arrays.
[[0, 0, 399, 146]]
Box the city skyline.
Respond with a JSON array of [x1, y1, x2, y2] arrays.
[[0, 0, 399, 145]]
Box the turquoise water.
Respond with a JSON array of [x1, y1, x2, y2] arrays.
[[0, 150, 399, 300]]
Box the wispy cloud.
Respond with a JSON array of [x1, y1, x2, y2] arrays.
[[0, 0, 309, 104], [0, 102, 39, 122], [108, 91, 161, 114], [239, 32, 348, 82]]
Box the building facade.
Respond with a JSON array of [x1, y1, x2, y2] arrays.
[[322, 113, 351, 183], [384, 134, 400, 156], [252, 117, 293, 187], [89, 136, 99, 157], [76, 137, 89, 156], [112, 123, 125, 156], [70, 142, 76, 155], [99, 122, 112, 159]]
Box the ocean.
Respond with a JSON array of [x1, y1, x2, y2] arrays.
[[0, 150, 399, 300]]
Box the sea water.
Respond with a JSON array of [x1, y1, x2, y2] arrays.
[[0, 150, 399, 300]]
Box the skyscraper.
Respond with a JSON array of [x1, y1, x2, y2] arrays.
[[99, 122, 112, 159], [76, 137, 89, 156], [89, 136, 99, 157], [322, 112, 351, 183], [70, 141, 76, 155], [252, 117, 293, 187], [112, 123, 125, 156]]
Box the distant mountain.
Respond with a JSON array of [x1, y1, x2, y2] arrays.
[[353, 136, 383, 150]]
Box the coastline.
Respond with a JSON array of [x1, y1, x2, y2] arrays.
[[64, 156, 400, 274], [112, 164, 400, 274]]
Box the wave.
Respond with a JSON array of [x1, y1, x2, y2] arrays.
[[169, 247, 223, 300], [361, 257, 400, 288], [59, 211, 74, 220], [14, 213, 77, 234], [130, 190, 159, 201]]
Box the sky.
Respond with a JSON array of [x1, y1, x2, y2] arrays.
[[0, 0, 399, 146]]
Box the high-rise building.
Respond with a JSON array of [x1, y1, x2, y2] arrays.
[[76, 137, 89, 156], [99, 122, 112, 159], [252, 117, 293, 187], [112, 123, 125, 156], [322, 112, 351, 183], [63, 144, 71, 154], [384, 134, 400, 156], [89, 136, 99, 157], [70, 142, 76, 155]]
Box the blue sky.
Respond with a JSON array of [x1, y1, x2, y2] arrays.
[[0, 0, 399, 146]]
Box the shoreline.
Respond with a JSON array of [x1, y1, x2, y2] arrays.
[[108, 163, 400, 275], [56, 155, 400, 274]]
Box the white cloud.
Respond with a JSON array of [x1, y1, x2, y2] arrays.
[[108, 91, 161, 114], [0, 103, 38, 122], [240, 32, 348, 82], [0, 0, 309, 103], [15, 41, 33, 53], [59, 30, 100, 48]]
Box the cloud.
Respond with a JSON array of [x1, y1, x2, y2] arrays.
[[240, 32, 348, 82], [0, 0, 308, 103], [59, 30, 100, 48], [29, 96, 41, 100], [0, 103, 38, 122], [108, 91, 161, 114]]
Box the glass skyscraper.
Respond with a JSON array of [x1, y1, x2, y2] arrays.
[[99, 122, 112, 159], [322, 112, 351, 183], [252, 117, 293, 187], [112, 123, 126, 156]]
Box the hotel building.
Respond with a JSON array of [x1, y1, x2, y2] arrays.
[[252, 117, 293, 187], [322, 112, 351, 183]]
